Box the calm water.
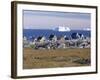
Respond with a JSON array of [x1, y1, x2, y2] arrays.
[[23, 29, 91, 40]]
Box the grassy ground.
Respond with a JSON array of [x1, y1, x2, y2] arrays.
[[23, 48, 91, 69]]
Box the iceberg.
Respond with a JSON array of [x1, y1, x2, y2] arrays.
[[55, 26, 71, 32], [83, 28, 91, 31]]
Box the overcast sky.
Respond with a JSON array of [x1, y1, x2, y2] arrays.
[[23, 10, 91, 30]]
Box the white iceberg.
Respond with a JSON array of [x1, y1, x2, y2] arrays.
[[55, 26, 71, 32], [83, 28, 91, 31]]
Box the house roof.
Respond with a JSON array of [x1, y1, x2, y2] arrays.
[[37, 36, 43, 41]]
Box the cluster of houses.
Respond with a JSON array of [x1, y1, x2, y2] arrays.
[[23, 32, 91, 49]]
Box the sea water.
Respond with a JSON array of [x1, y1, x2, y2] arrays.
[[23, 29, 91, 40]]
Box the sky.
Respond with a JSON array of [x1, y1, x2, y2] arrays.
[[23, 10, 91, 30]]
